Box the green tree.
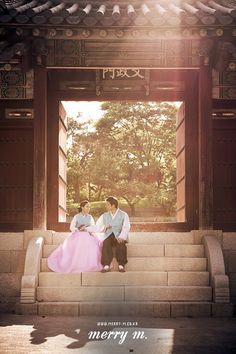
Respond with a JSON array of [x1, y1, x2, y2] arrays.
[[67, 102, 177, 217]]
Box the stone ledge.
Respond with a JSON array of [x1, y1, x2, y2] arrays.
[[203, 236, 225, 283], [24, 230, 53, 249], [11, 301, 235, 317], [20, 237, 44, 304], [15, 303, 38, 315], [0, 233, 24, 251], [38, 302, 79, 316], [192, 230, 222, 245], [171, 302, 211, 317]]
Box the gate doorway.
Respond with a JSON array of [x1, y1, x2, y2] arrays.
[[47, 69, 199, 231], [61, 100, 181, 224]]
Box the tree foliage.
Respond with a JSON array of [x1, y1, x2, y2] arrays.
[[66, 102, 177, 216]]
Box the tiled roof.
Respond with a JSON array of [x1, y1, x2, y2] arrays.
[[0, 0, 236, 26]]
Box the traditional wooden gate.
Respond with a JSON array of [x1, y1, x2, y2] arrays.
[[46, 69, 199, 231], [176, 103, 186, 222]]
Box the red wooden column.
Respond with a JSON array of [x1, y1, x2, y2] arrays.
[[199, 58, 213, 229], [33, 67, 47, 229]]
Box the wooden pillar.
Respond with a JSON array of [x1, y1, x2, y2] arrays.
[[33, 67, 47, 229], [199, 58, 213, 229]]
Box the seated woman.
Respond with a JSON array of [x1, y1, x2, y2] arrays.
[[47, 200, 103, 273]]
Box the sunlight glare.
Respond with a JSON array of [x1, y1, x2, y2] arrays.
[[62, 101, 103, 121]]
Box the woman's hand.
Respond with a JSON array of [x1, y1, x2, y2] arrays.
[[79, 225, 86, 231]]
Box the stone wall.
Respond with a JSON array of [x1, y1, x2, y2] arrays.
[[0, 233, 26, 313], [223, 233, 236, 308]]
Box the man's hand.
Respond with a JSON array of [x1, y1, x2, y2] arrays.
[[117, 238, 125, 244], [104, 225, 112, 232]]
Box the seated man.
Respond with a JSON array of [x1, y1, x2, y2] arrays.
[[86, 196, 130, 273]]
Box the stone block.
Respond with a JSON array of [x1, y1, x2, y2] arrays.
[[129, 232, 193, 244], [38, 302, 79, 316], [211, 303, 233, 317], [0, 233, 23, 250], [153, 302, 171, 317], [43, 245, 57, 257], [82, 271, 167, 287], [127, 244, 164, 257], [10, 250, 26, 273], [21, 275, 36, 288], [41, 259, 51, 272], [0, 273, 21, 297], [165, 244, 204, 257], [192, 230, 222, 245], [125, 286, 212, 302], [52, 232, 70, 245], [171, 302, 211, 317], [80, 302, 155, 316], [24, 230, 53, 248], [37, 286, 124, 302], [223, 233, 236, 250], [21, 288, 36, 302], [126, 257, 207, 271], [168, 272, 209, 286], [213, 274, 229, 288], [204, 236, 226, 284], [0, 251, 11, 272], [15, 303, 38, 315], [39, 272, 82, 287]]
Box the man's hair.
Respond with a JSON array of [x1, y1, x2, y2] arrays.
[[106, 196, 118, 208]]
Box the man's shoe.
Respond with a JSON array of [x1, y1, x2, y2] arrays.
[[101, 265, 110, 273], [118, 265, 125, 272]]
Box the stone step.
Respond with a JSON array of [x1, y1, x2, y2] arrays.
[[36, 301, 215, 317], [41, 256, 207, 272], [165, 244, 204, 257], [51, 232, 195, 245], [17, 301, 233, 317], [37, 286, 212, 302], [42, 243, 204, 258], [39, 271, 209, 287], [42, 244, 165, 258]]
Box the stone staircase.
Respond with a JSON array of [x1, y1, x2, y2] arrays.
[[35, 232, 215, 317]]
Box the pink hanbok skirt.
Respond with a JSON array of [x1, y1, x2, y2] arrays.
[[47, 231, 103, 273]]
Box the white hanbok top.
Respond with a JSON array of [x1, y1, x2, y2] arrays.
[[86, 208, 130, 241]]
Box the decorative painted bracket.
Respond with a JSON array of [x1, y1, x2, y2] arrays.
[[20, 236, 44, 304], [203, 235, 230, 303]]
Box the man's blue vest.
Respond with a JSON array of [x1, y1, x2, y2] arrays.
[[103, 209, 125, 238]]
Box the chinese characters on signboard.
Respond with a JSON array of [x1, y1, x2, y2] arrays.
[[102, 68, 145, 80]]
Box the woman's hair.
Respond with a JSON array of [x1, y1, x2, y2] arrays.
[[106, 196, 118, 208], [78, 200, 89, 213]]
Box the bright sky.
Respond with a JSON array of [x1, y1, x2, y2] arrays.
[[62, 101, 104, 121]]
